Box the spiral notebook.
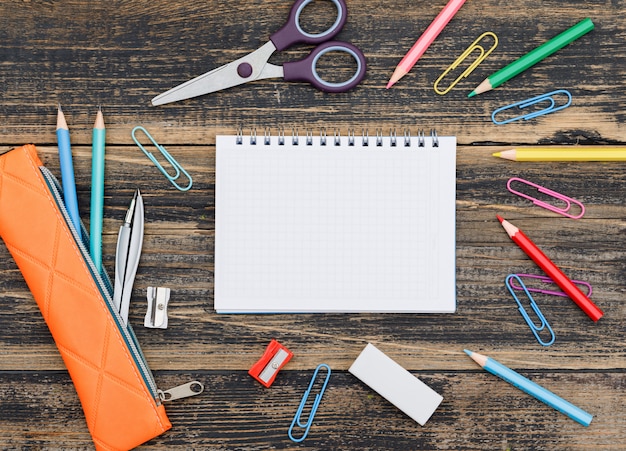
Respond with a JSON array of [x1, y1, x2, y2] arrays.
[[214, 130, 456, 313]]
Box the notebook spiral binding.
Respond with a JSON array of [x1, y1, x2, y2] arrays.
[[236, 127, 439, 148]]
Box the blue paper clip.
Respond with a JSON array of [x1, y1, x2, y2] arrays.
[[491, 89, 572, 125], [505, 274, 555, 347], [131, 126, 193, 191], [288, 363, 331, 443]]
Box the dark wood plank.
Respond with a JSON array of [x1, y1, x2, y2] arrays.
[[0, 371, 623, 449], [0, 0, 625, 145]]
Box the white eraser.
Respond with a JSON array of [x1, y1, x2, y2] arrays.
[[348, 343, 443, 426]]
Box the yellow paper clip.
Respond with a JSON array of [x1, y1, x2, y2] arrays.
[[434, 32, 498, 95], [131, 126, 193, 191]]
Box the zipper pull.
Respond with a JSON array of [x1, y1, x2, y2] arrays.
[[158, 381, 204, 402]]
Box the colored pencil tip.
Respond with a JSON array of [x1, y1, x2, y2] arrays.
[[56, 104, 68, 130], [496, 214, 504, 223], [463, 349, 472, 356], [94, 107, 105, 129], [386, 67, 405, 89], [467, 90, 477, 98], [492, 152, 501, 157]]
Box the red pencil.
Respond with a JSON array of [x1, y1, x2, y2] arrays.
[[497, 215, 603, 322]]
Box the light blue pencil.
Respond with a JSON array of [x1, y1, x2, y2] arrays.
[[56, 105, 81, 234], [465, 350, 592, 426]]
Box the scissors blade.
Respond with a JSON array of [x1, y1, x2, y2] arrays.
[[151, 42, 279, 106]]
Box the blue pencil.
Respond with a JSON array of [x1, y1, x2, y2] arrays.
[[56, 105, 81, 234], [465, 350, 593, 426]]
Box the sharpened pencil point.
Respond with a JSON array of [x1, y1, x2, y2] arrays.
[[492, 152, 501, 158], [94, 107, 105, 129], [496, 214, 504, 223], [464, 349, 472, 356], [56, 104, 68, 130], [467, 90, 477, 98], [386, 67, 406, 89]]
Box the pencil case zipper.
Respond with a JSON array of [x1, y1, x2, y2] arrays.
[[40, 166, 204, 404], [40, 166, 161, 401]]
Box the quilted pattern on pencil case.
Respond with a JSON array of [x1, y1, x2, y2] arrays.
[[0, 145, 171, 451]]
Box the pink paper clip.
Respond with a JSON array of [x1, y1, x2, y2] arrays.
[[506, 177, 585, 219], [510, 274, 593, 298]]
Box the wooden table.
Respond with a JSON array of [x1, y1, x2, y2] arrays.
[[1, 0, 625, 449]]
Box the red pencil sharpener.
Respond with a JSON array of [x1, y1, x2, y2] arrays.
[[248, 339, 294, 388]]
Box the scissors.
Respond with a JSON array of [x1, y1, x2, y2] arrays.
[[151, 0, 366, 106]]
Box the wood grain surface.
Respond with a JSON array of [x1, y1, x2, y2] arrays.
[[1, 0, 625, 449]]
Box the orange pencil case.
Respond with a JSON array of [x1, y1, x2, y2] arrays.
[[0, 145, 171, 450]]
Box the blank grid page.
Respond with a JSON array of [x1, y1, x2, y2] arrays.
[[215, 134, 456, 313]]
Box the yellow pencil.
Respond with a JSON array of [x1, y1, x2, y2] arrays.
[[493, 147, 626, 162]]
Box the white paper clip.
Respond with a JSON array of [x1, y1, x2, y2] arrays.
[[145, 287, 170, 329]]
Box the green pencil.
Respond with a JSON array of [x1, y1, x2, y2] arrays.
[[468, 18, 594, 97]]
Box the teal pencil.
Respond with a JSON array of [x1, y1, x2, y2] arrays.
[[90, 107, 106, 273]]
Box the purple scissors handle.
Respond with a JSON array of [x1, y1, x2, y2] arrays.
[[283, 41, 366, 92], [270, 0, 348, 51]]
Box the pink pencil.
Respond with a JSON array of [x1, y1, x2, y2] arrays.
[[387, 0, 468, 89]]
